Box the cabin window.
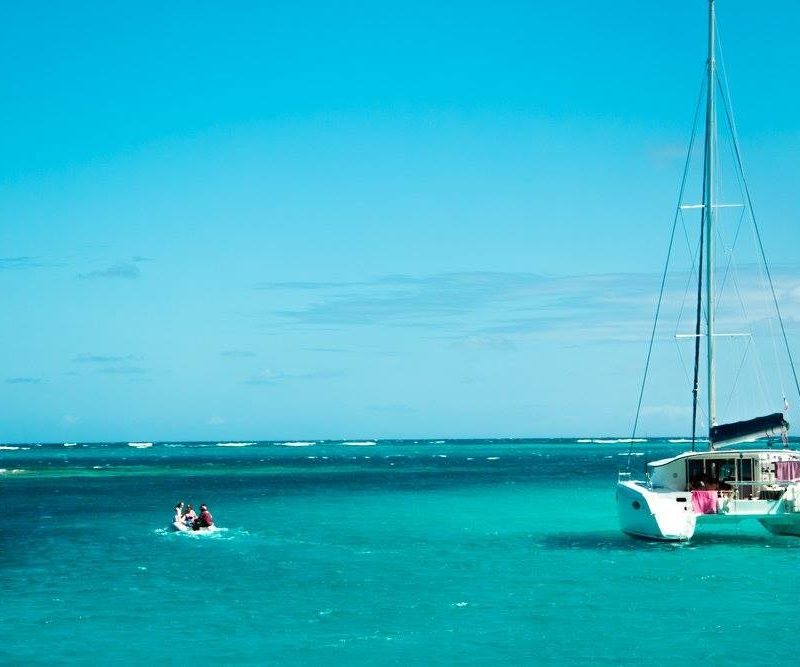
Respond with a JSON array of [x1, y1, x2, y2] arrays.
[[686, 457, 755, 497], [737, 458, 754, 480], [709, 459, 735, 484], [687, 459, 736, 490], [687, 460, 707, 488], [737, 458, 754, 499]]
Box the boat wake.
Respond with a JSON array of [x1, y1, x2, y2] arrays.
[[155, 525, 233, 539]]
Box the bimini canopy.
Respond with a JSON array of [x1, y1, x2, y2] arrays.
[[709, 412, 789, 448]]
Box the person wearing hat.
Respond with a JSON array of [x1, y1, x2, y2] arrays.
[[193, 504, 214, 530]]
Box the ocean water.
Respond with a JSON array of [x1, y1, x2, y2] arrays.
[[3, 438, 800, 665]]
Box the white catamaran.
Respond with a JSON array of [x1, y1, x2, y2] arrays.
[[616, 0, 800, 541]]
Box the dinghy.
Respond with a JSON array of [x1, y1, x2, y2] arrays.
[[171, 520, 220, 534]]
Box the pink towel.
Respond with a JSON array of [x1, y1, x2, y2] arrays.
[[691, 490, 718, 514], [775, 461, 800, 481]]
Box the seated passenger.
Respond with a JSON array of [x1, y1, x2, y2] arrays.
[[193, 504, 214, 530], [182, 504, 197, 526], [173, 501, 184, 523]]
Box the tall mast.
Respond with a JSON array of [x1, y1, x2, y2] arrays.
[[704, 0, 717, 436]]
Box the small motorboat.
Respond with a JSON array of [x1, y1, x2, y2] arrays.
[[171, 520, 219, 534]]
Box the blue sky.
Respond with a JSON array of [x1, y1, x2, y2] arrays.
[[2, 1, 800, 442]]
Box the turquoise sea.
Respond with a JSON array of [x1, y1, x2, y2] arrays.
[[3, 438, 800, 665]]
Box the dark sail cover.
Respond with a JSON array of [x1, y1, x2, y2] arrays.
[[709, 412, 789, 446]]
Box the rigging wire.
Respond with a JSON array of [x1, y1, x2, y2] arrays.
[[675, 209, 702, 333], [627, 78, 705, 470], [721, 336, 753, 417], [714, 37, 779, 413], [716, 35, 800, 411]]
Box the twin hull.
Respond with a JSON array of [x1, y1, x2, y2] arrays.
[[617, 449, 800, 541], [617, 481, 696, 540]]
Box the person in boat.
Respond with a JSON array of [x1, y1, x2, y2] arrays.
[[182, 504, 197, 526], [690, 474, 717, 490], [192, 504, 213, 530], [173, 501, 184, 523]]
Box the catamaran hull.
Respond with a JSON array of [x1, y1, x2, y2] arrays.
[[618, 472, 800, 540], [759, 517, 800, 536], [616, 481, 696, 541]]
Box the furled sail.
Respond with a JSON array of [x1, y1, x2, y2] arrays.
[[709, 413, 789, 447]]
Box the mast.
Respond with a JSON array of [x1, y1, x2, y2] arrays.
[[704, 0, 717, 439]]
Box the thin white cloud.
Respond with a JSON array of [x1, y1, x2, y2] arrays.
[[265, 271, 655, 342], [261, 267, 800, 346], [640, 404, 692, 420], [6, 377, 41, 384], [77, 263, 140, 280], [647, 143, 688, 167], [74, 353, 138, 364], [365, 403, 415, 413], [221, 350, 257, 358], [242, 368, 343, 385], [452, 335, 516, 350], [101, 366, 147, 375], [0, 256, 46, 270], [71, 354, 148, 377]]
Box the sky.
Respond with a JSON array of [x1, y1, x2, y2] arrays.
[[2, 0, 800, 442]]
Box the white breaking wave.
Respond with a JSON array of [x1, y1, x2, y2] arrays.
[[63, 443, 78, 447], [0, 468, 25, 474], [586, 438, 649, 444], [278, 441, 316, 447], [577, 439, 592, 443], [0, 445, 20, 450], [216, 442, 255, 447], [128, 442, 153, 448], [486, 456, 500, 461], [342, 440, 376, 446]]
